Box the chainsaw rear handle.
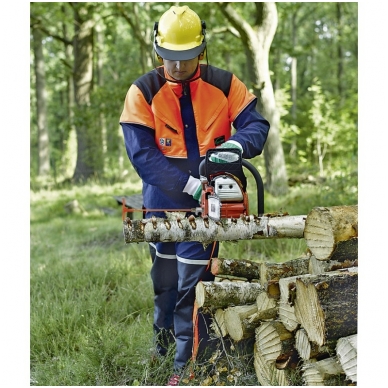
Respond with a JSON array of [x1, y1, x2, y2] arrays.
[[198, 149, 264, 216]]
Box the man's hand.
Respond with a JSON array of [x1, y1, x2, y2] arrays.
[[209, 141, 242, 163], [183, 176, 202, 202]]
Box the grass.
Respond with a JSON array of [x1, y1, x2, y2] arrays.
[[29, 173, 357, 386]]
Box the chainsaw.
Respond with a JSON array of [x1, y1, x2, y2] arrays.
[[197, 148, 264, 220], [121, 148, 264, 221]]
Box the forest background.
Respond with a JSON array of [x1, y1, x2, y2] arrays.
[[1, 1, 385, 386]]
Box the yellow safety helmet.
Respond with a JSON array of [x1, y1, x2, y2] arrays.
[[153, 5, 206, 61]]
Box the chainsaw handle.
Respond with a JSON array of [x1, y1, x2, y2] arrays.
[[198, 155, 264, 216], [242, 159, 264, 216]]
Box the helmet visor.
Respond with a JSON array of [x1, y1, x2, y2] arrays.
[[154, 41, 206, 61]]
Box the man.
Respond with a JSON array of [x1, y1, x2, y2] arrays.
[[120, 5, 270, 386]]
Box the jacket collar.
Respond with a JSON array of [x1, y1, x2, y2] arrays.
[[163, 66, 201, 97]]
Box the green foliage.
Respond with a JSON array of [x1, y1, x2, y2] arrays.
[[30, 2, 358, 185]]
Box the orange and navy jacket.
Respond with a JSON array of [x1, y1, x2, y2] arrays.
[[120, 64, 269, 217]]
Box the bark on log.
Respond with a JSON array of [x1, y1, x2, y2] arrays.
[[254, 343, 290, 386], [211, 257, 261, 280], [195, 281, 263, 310], [123, 214, 306, 244], [336, 334, 357, 383], [294, 268, 358, 346], [304, 205, 358, 261], [260, 256, 310, 288], [301, 357, 347, 386]]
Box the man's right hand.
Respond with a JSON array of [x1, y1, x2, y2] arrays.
[[183, 176, 202, 202]]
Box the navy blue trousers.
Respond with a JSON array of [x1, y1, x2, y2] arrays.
[[149, 241, 219, 371]]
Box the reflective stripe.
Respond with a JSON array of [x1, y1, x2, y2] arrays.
[[152, 245, 176, 260], [177, 255, 209, 265]]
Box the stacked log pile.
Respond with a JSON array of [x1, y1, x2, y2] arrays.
[[195, 205, 358, 386]]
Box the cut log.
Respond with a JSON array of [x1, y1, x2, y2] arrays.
[[309, 253, 358, 275], [260, 256, 310, 288], [123, 214, 306, 244], [295, 328, 336, 361], [214, 275, 248, 282], [195, 281, 263, 310], [210, 308, 227, 338], [278, 274, 315, 332], [301, 357, 347, 386], [211, 257, 261, 280], [336, 334, 357, 383], [256, 291, 277, 313], [253, 342, 290, 386], [304, 205, 358, 260], [294, 268, 358, 346], [224, 304, 258, 341], [255, 321, 295, 365]]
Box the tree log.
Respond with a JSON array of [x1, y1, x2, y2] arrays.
[[294, 268, 358, 346], [309, 253, 358, 275], [301, 357, 347, 386], [304, 205, 358, 260], [195, 281, 263, 310], [295, 328, 336, 361], [210, 308, 227, 338], [211, 257, 261, 280], [255, 321, 295, 365], [278, 274, 316, 332], [260, 256, 310, 288], [253, 342, 291, 386], [256, 291, 277, 313], [336, 334, 357, 383], [123, 214, 306, 244], [224, 304, 258, 341]]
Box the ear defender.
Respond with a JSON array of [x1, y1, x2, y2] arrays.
[[155, 53, 163, 63], [199, 21, 207, 61], [153, 22, 163, 64]]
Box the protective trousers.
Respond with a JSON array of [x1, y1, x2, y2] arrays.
[[149, 241, 219, 371]]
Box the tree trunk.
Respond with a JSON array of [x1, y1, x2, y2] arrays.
[[336, 334, 357, 383], [294, 269, 358, 346], [32, 26, 50, 176], [123, 214, 306, 244], [61, 5, 77, 179], [304, 205, 358, 260], [72, 3, 102, 182], [195, 281, 263, 310], [218, 2, 289, 196]]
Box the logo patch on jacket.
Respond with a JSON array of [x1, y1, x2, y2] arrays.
[[159, 138, 172, 147]]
